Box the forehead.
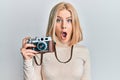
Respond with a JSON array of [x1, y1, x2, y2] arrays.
[[57, 9, 71, 18]]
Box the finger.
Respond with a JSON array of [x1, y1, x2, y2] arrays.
[[22, 36, 31, 47], [20, 48, 37, 59], [23, 52, 36, 60], [21, 48, 38, 55], [26, 52, 36, 56], [28, 54, 36, 58], [25, 49, 39, 54], [23, 43, 36, 49]]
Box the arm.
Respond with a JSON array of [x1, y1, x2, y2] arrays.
[[21, 37, 42, 80], [23, 55, 42, 80], [23, 59, 35, 80]]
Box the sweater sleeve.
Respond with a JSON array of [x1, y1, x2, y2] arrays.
[[23, 54, 42, 80], [23, 59, 35, 80], [80, 48, 91, 80]]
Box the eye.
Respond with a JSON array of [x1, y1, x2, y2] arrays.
[[56, 18, 62, 23], [67, 19, 72, 23]]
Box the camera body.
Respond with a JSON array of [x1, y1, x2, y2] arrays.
[[27, 37, 55, 53]]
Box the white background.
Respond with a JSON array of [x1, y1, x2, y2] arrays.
[[0, 0, 120, 80]]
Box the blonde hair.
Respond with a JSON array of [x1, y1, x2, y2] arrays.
[[46, 2, 83, 46]]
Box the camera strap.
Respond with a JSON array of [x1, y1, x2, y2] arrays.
[[33, 53, 43, 66], [54, 44, 74, 63]]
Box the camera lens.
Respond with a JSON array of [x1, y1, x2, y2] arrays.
[[37, 42, 47, 51]]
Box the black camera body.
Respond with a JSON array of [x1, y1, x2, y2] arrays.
[[27, 37, 55, 53]]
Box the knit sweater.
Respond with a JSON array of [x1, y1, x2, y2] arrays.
[[23, 44, 91, 80]]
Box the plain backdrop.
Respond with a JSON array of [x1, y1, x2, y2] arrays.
[[0, 0, 120, 80]]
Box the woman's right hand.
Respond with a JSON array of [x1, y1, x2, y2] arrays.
[[20, 37, 38, 60]]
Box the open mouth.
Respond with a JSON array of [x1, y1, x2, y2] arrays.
[[62, 32, 67, 37], [61, 32, 67, 40]]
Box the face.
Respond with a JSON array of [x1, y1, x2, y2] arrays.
[[55, 9, 73, 44]]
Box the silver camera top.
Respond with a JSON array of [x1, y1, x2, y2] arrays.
[[27, 36, 52, 43]]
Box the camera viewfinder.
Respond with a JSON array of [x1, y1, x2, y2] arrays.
[[45, 38, 48, 40], [41, 38, 44, 41]]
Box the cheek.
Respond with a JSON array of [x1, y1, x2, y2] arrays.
[[68, 26, 73, 34], [55, 23, 61, 31], [55, 27, 61, 36]]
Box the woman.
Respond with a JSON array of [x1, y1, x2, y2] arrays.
[[20, 2, 91, 80]]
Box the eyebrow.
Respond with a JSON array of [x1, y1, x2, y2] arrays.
[[57, 16, 72, 19]]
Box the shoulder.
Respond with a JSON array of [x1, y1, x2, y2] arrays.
[[73, 44, 90, 60], [74, 44, 89, 53]]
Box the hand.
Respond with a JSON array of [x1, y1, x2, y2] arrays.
[[20, 37, 38, 60]]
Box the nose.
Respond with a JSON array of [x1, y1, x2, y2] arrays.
[[61, 26, 66, 29], [61, 20, 67, 29]]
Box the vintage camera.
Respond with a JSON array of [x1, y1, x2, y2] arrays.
[[27, 37, 55, 53]]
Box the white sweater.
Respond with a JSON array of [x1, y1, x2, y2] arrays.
[[23, 44, 91, 80]]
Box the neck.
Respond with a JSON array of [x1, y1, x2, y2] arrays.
[[55, 38, 70, 47], [54, 36, 74, 47]]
